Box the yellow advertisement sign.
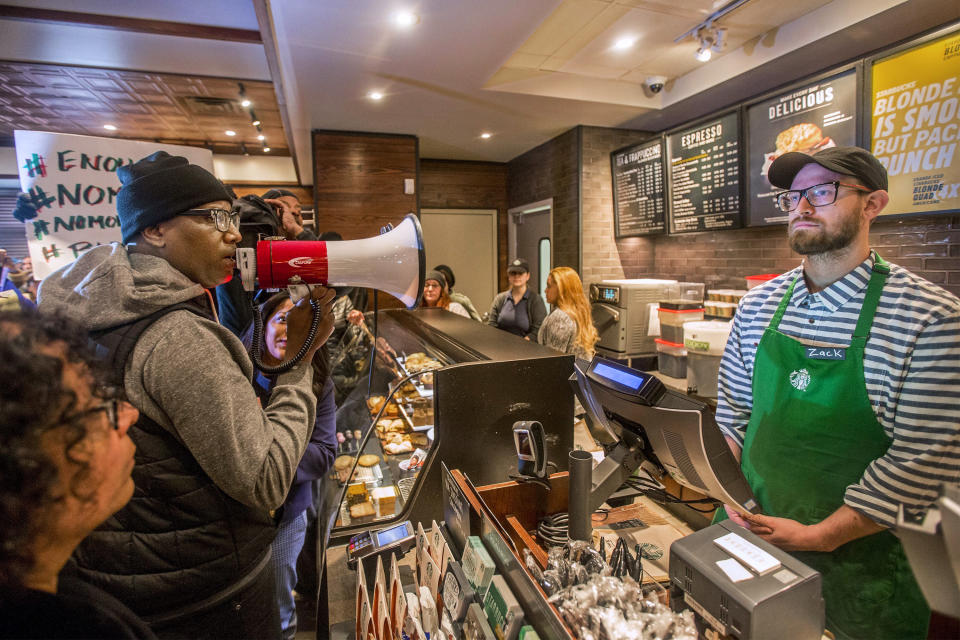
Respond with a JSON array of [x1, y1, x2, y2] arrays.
[[871, 30, 960, 215]]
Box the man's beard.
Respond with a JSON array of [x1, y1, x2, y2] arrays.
[[788, 208, 863, 255]]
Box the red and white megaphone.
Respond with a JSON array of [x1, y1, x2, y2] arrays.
[[235, 213, 425, 308]]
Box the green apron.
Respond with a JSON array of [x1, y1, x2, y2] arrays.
[[719, 254, 929, 640]]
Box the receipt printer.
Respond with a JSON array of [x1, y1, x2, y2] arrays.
[[669, 521, 824, 640]]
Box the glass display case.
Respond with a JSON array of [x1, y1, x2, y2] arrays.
[[321, 307, 576, 544]]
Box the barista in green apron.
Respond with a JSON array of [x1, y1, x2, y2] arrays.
[[716, 252, 928, 639]]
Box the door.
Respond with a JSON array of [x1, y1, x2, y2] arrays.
[[509, 199, 552, 302], [420, 209, 497, 313]]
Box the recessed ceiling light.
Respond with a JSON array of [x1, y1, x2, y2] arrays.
[[393, 10, 418, 28], [225, 130, 236, 136], [263, 147, 271, 153], [257, 134, 265, 141], [480, 132, 492, 139], [103, 124, 117, 131], [241, 99, 251, 107], [251, 119, 261, 126], [612, 37, 636, 51], [368, 91, 384, 101]]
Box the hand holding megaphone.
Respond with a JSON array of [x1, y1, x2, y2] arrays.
[[286, 285, 337, 361]]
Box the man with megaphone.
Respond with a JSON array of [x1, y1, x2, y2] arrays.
[[38, 151, 338, 639]]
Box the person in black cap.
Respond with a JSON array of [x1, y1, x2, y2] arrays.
[[420, 270, 470, 317], [38, 151, 338, 639], [485, 258, 547, 341], [262, 188, 317, 240], [433, 264, 481, 321], [714, 146, 960, 640]]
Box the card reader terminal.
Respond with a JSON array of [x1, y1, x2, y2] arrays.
[[347, 521, 416, 570]]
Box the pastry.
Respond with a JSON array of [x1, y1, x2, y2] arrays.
[[366, 395, 385, 414], [349, 500, 375, 519], [407, 432, 429, 447], [358, 454, 381, 467], [371, 486, 397, 517], [334, 455, 355, 471], [384, 441, 414, 455]]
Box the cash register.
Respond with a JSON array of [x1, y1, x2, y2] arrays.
[[573, 356, 825, 640]]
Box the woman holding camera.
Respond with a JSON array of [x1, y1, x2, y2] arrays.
[[242, 293, 338, 640]]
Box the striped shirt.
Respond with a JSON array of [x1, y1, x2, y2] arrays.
[[716, 253, 960, 528]]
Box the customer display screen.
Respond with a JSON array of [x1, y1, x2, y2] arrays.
[[599, 287, 618, 302], [593, 362, 647, 390], [375, 523, 410, 547]]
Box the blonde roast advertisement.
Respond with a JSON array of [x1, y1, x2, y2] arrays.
[[871, 29, 960, 215]]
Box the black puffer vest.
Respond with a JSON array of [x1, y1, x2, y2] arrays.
[[70, 300, 277, 622]]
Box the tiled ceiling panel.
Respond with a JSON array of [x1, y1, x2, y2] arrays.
[[0, 61, 286, 155]]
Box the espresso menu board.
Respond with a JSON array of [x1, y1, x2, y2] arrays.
[[667, 112, 742, 233], [611, 139, 666, 237], [746, 68, 859, 226]]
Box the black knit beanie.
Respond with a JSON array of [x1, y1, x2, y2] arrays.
[[117, 151, 233, 244]]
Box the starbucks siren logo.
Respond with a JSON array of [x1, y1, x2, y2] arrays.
[[790, 368, 811, 391]]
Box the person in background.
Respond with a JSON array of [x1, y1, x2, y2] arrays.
[[433, 264, 481, 321], [241, 293, 336, 640], [38, 151, 336, 639], [262, 189, 318, 241], [421, 270, 470, 317], [715, 147, 960, 639], [485, 258, 546, 340], [538, 266, 598, 360], [0, 310, 154, 639]]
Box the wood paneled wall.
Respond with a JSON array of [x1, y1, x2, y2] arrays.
[[309, 130, 419, 309], [312, 130, 418, 240], [419, 159, 509, 290]]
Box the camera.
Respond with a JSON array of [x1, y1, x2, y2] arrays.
[[645, 76, 667, 94]]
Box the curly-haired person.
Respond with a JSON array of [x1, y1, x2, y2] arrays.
[[0, 310, 153, 639]]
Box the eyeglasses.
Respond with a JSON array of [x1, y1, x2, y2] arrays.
[[62, 398, 123, 431], [180, 208, 241, 233], [775, 181, 872, 212]]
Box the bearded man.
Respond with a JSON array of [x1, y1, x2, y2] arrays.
[[714, 147, 960, 640]]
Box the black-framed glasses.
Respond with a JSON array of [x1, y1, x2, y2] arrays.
[[180, 208, 241, 233], [775, 181, 872, 212], [62, 398, 122, 431]]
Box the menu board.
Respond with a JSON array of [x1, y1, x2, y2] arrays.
[[871, 28, 960, 216], [745, 68, 859, 226], [667, 112, 742, 233], [611, 139, 666, 237]]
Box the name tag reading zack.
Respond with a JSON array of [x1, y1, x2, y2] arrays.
[[806, 347, 846, 360]]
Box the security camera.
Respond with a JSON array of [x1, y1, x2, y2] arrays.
[[645, 76, 667, 94]]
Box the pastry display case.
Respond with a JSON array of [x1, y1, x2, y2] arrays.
[[321, 307, 576, 544]]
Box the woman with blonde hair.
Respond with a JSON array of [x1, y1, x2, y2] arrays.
[[539, 266, 598, 360]]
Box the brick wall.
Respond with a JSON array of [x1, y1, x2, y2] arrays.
[[507, 128, 580, 270], [610, 215, 960, 297], [580, 126, 653, 285], [572, 126, 960, 298]]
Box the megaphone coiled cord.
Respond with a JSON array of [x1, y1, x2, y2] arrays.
[[249, 292, 323, 374]]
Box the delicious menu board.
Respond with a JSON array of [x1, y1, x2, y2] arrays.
[[871, 28, 960, 216], [745, 68, 859, 226], [611, 139, 666, 237], [667, 112, 742, 233]]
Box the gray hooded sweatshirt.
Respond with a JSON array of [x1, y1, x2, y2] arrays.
[[38, 243, 315, 512]]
